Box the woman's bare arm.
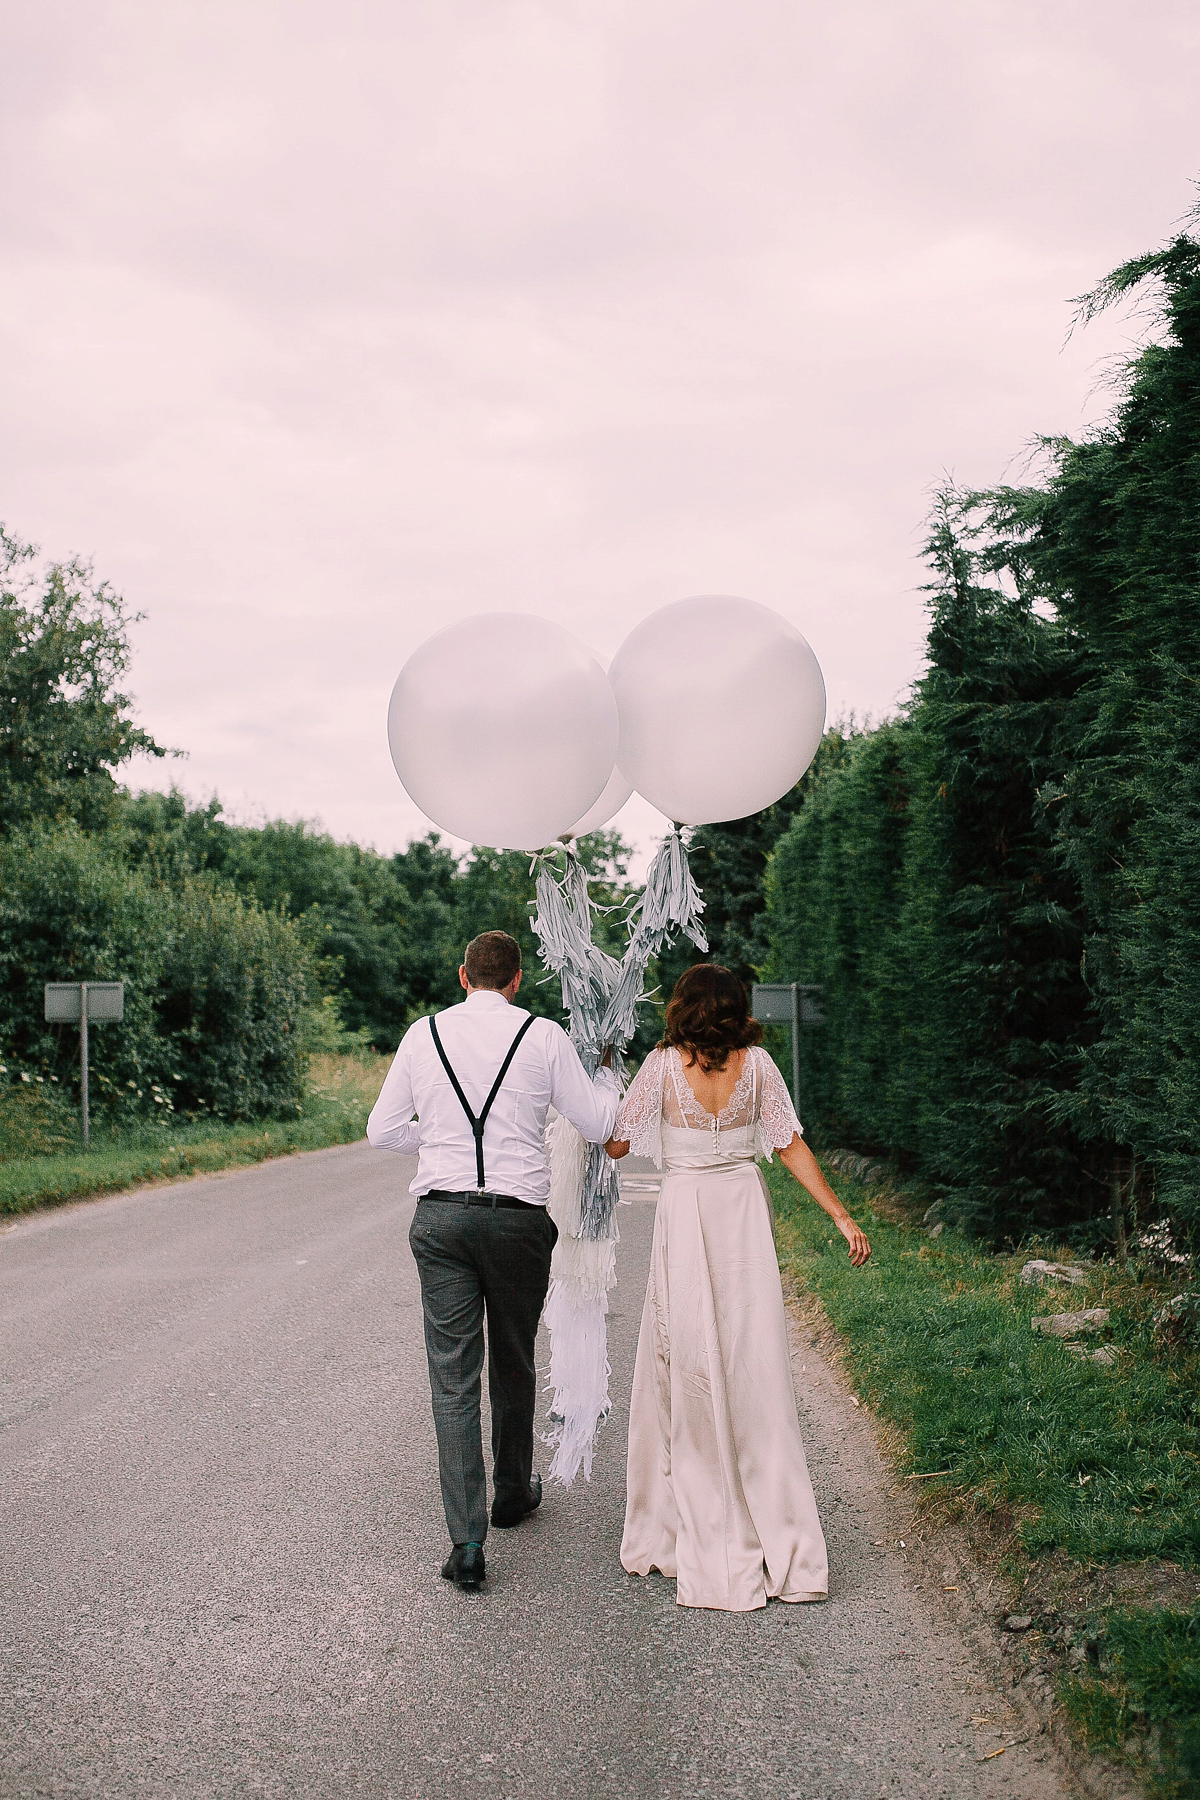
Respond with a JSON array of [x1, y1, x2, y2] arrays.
[[777, 1134, 871, 1266]]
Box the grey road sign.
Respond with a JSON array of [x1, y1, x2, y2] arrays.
[[751, 984, 795, 1023], [44, 982, 125, 1023], [751, 982, 823, 1115], [44, 981, 126, 1147]]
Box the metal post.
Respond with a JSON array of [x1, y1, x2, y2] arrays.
[[789, 982, 801, 1116], [80, 981, 89, 1149]]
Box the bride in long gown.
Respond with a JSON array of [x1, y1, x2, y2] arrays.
[[605, 963, 871, 1612]]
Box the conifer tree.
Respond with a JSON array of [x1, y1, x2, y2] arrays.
[[982, 232, 1200, 1237]]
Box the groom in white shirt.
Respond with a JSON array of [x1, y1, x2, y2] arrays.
[[367, 930, 618, 1591]]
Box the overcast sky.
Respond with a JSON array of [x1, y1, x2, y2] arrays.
[[3, 0, 1198, 864]]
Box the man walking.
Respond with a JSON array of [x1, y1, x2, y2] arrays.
[[367, 930, 618, 1591]]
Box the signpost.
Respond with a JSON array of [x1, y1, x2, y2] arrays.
[[44, 982, 125, 1148], [751, 983, 823, 1114]]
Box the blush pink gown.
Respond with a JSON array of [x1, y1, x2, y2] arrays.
[[616, 1047, 829, 1611]]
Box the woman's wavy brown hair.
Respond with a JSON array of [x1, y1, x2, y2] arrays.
[[659, 963, 762, 1074]]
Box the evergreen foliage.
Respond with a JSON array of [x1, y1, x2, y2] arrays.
[[655, 752, 837, 1002], [766, 723, 912, 1155], [758, 226, 1200, 1243], [979, 234, 1200, 1238]]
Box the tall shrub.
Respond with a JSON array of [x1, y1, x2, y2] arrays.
[[981, 233, 1200, 1238], [0, 824, 174, 1105], [157, 881, 309, 1118], [0, 826, 310, 1121], [765, 725, 913, 1155], [765, 496, 1096, 1241], [900, 495, 1095, 1239]]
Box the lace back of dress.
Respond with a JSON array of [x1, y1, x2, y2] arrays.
[[613, 1044, 801, 1168], [661, 1046, 762, 1146]]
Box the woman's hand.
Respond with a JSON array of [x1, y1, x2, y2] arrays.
[[839, 1218, 872, 1267], [605, 1137, 630, 1160], [777, 1133, 871, 1267]]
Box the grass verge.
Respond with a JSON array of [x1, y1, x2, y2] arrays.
[[765, 1156, 1200, 1795], [1059, 1605, 1200, 1798], [0, 1053, 387, 1217]]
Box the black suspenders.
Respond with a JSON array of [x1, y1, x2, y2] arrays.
[[427, 1012, 537, 1191]]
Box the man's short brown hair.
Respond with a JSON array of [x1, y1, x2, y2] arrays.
[[463, 931, 522, 991]]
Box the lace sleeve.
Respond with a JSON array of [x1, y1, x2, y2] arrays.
[[613, 1048, 666, 1167], [754, 1048, 803, 1160]]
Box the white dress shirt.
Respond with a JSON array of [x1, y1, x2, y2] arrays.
[[366, 988, 620, 1204]]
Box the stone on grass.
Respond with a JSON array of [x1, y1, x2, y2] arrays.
[[1004, 1615, 1032, 1632], [826, 1149, 887, 1185], [1063, 1343, 1115, 1363], [1020, 1259, 1088, 1288], [1031, 1308, 1110, 1338]]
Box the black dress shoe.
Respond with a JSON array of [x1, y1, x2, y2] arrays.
[[440, 1543, 486, 1590], [490, 1473, 543, 1529]]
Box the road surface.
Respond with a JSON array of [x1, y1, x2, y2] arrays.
[[1, 1144, 1068, 1799]]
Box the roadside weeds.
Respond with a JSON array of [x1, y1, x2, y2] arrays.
[[771, 1156, 1200, 1800], [0, 1052, 388, 1217]]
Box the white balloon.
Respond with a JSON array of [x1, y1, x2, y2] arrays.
[[562, 647, 634, 838], [567, 762, 635, 839], [609, 595, 826, 825], [388, 615, 618, 849]]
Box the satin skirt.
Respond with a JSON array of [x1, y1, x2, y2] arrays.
[[620, 1158, 829, 1611]]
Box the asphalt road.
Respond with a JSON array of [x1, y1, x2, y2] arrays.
[[1, 1145, 1069, 1800]]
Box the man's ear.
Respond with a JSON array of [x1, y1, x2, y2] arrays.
[[459, 965, 470, 991], [510, 969, 523, 996]]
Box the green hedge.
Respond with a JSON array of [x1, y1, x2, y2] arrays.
[[0, 825, 309, 1122], [763, 229, 1200, 1245]]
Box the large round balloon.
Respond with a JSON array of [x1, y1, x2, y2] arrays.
[[388, 614, 618, 849], [566, 763, 635, 839], [563, 649, 634, 838], [609, 595, 826, 825]]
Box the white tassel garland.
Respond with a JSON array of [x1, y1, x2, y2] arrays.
[[533, 832, 707, 1486]]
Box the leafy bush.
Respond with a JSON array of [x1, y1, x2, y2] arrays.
[[0, 1073, 78, 1159], [155, 879, 309, 1118], [0, 823, 175, 1108], [0, 825, 310, 1122]]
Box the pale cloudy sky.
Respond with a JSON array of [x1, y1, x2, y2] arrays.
[[3, 1, 1198, 861]]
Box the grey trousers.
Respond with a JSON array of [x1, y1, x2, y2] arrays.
[[408, 1196, 557, 1546]]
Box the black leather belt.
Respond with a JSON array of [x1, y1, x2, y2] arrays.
[[421, 1189, 544, 1211]]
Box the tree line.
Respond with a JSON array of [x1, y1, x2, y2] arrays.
[[8, 219, 1198, 1233], [0, 528, 634, 1125], [681, 227, 1200, 1247]]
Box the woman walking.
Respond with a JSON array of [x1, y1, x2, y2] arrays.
[[605, 964, 871, 1612]]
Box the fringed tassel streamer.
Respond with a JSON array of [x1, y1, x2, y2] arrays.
[[542, 1280, 612, 1485], [535, 830, 708, 1486], [533, 850, 625, 1244], [543, 1111, 616, 1484], [578, 1140, 621, 1241], [598, 830, 708, 1049]]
